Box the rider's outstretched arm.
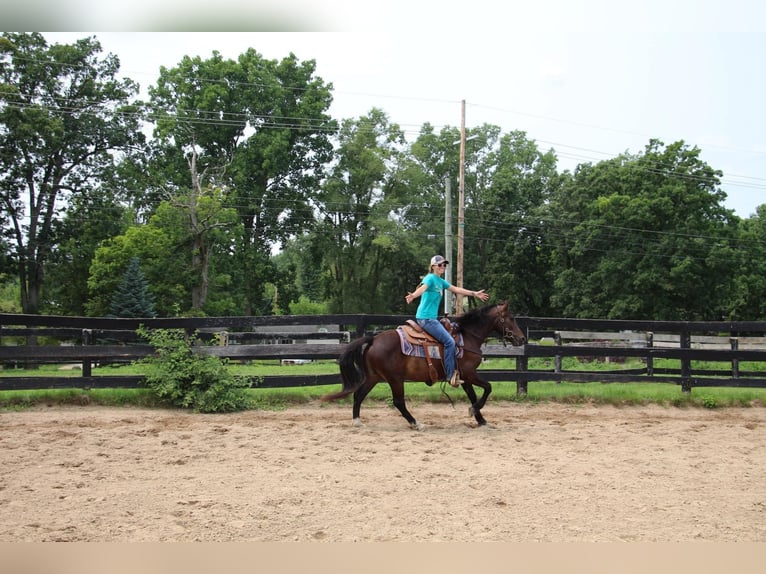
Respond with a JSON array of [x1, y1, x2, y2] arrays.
[[405, 283, 427, 305], [448, 285, 490, 302]]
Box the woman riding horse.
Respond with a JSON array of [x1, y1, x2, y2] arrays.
[[404, 254, 489, 387], [321, 301, 526, 429]]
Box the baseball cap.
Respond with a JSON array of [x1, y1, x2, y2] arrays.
[[430, 255, 448, 265]]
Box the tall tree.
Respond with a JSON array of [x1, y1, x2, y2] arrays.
[[728, 207, 766, 320], [43, 189, 128, 315], [547, 139, 738, 320], [0, 33, 144, 313], [313, 109, 411, 313], [148, 49, 335, 314], [479, 130, 561, 315], [229, 50, 336, 314]]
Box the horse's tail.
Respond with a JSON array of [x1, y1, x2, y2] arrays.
[[320, 335, 375, 401]]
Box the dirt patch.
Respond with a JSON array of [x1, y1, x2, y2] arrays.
[[1, 401, 765, 541]]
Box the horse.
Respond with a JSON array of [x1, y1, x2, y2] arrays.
[[321, 301, 526, 429]]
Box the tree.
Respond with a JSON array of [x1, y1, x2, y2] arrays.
[[43, 189, 128, 315], [479, 130, 562, 315], [109, 257, 156, 318], [312, 109, 413, 313], [87, 198, 242, 317], [86, 224, 182, 317], [228, 50, 336, 314], [148, 48, 336, 314], [728, 207, 766, 320], [0, 33, 145, 314], [547, 139, 738, 320]]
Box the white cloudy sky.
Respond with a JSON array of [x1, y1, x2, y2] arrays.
[[28, 1, 766, 217]]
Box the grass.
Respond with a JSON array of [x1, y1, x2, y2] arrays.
[[2, 357, 766, 411]]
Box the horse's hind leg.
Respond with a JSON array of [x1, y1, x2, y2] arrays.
[[388, 380, 425, 431], [352, 376, 378, 426]]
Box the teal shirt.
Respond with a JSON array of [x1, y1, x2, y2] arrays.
[[415, 273, 451, 319]]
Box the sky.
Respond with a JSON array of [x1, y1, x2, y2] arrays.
[[9, 1, 766, 217]]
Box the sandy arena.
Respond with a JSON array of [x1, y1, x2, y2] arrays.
[[1, 401, 765, 542]]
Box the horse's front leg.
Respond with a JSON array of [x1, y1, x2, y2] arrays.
[[461, 378, 492, 426], [388, 379, 425, 430]]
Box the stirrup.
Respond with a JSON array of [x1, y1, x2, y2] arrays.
[[449, 371, 463, 387]]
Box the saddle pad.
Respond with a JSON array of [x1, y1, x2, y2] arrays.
[[396, 328, 464, 360]]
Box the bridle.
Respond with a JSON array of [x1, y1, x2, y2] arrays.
[[496, 310, 512, 347], [495, 307, 523, 347], [460, 304, 520, 354]]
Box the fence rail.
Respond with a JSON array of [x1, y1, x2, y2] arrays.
[[3, 313, 766, 394]]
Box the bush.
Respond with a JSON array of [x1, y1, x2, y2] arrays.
[[136, 327, 253, 413]]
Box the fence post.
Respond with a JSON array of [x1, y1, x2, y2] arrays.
[[516, 355, 528, 397], [730, 337, 739, 378], [81, 329, 92, 377], [680, 330, 691, 393], [646, 332, 654, 376], [554, 331, 562, 380]]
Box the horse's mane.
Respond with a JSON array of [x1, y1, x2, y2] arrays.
[[452, 303, 497, 332]]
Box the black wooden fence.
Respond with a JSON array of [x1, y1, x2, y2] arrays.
[[3, 313, 766, 394]]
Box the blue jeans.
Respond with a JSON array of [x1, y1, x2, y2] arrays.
[[417, 318, 456, 380]]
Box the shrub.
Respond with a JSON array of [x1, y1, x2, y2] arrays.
[[701, 396, 719, 409], [136, 327, 252, 413]]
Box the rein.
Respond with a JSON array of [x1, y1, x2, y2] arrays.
[[461, 344, 484, 357]]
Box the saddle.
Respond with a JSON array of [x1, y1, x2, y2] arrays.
[[400, 318, 455, 345], [398, 318, 460, 385]]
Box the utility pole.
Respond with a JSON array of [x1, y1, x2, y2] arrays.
[[444, 177, 453, 315], [456, 99, 466, 315]]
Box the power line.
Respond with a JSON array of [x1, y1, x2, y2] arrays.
[[6, 82, 765, 197], [8, 44, 766, 168]]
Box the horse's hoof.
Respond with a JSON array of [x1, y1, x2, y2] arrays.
[[468, 406, 476, 416], [352, 418, 363, 427], [411, 421, 427, 431]]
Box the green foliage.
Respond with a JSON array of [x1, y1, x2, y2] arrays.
[[110, 257, 156, 318], [727, 206, 766, 320], [701, 396, 719, 409], [42, 191, 128, 315], [87, 225, 180, 316], [547, 139, 737, 319], [136, 327, 253, 413], [478, 129, 561, 315], [0, 276, 21, 312], [288, 295, 328, 315], [148, 48, 336, 316], [0, 32, 145, 314], [5, 32, 766, 321], [312, 109, 415, 313]]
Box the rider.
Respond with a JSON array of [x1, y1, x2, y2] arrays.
[[405, 255, 489, 387]]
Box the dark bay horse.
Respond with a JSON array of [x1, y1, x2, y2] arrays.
[[321, 301, 526, 429]]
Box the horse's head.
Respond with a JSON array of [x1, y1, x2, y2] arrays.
[[493, 301, 526, 346]]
